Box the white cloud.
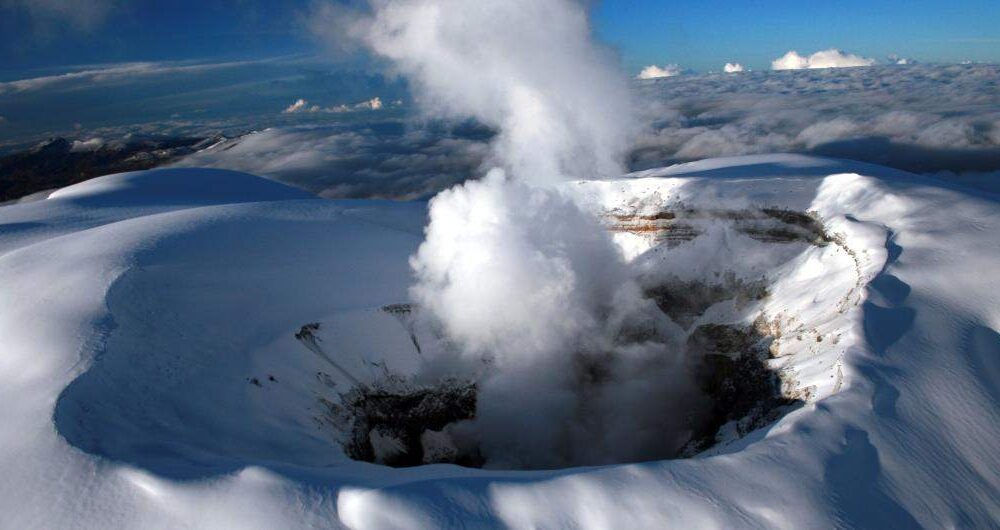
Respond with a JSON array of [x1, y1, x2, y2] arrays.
[[173, 125, 490, 200], [283, 96, 385, 114], [632, 63, 1000, 175], [408, 170, 702, 467], [771, 51, 809, 70], [772, 49, 875, 70], [796, 117, 858, 148], [360, 96, 383, 110], [723, 63, 744, 73], [283, 98, 319, 113], [70, 138, 105, 152], [357, 0, 635, 184], [637, 64, 681, 80], [0, 59, 262, 95], [343, 0, 707, 468]]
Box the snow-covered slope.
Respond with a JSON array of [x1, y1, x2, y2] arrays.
[[0, 158, 997, 528]]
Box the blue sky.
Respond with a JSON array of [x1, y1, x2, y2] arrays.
[[596, 0, 1000, 71], [1, 0, 998, 78]]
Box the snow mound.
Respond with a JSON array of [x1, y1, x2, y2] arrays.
[[1, 158, 998, 528], [49, 167, 315, 205]]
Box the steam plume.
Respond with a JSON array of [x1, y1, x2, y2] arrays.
[[359, 0, 634, 184], [345, 0, 702, 467]]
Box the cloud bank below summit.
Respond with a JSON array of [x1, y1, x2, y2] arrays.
[[172, 63, 1000, 198], [5, 57, 999, 200], [632, 63, 1000, 181]]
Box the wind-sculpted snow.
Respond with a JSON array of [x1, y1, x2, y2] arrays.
[[0, 157, 998, 528]]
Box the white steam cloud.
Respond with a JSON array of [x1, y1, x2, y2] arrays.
[[410, 173, 624, 363], [343, 0, 702, 467], [358, 0, 634, 184], [637, 64, 681, 79], [724, 63, 745, 73], [409, 172, 702, 467], [772, 49, 876, 70]]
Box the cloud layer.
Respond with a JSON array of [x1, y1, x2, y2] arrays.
[[168, 64, 1000, 200], [5, 58, 998, 200], [632, 63, 1000, 179], [173, 122, 490, 200]]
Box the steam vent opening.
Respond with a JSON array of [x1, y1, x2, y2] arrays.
[[303, 204, 860, 471]]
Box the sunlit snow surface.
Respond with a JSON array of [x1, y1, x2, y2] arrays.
[[0, 156, 998, 528]]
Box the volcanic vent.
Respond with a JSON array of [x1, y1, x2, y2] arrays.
[[302, 195, 863, 470]]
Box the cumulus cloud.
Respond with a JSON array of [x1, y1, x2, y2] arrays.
[[283, 98, 316, 113], [723, 63, 744, 73], [358, 97, 383, 110], [771, 49, 876, 70], [771, 51, 809, 70], [283, 96, 386, 114], [637, 64, 681, 79]]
